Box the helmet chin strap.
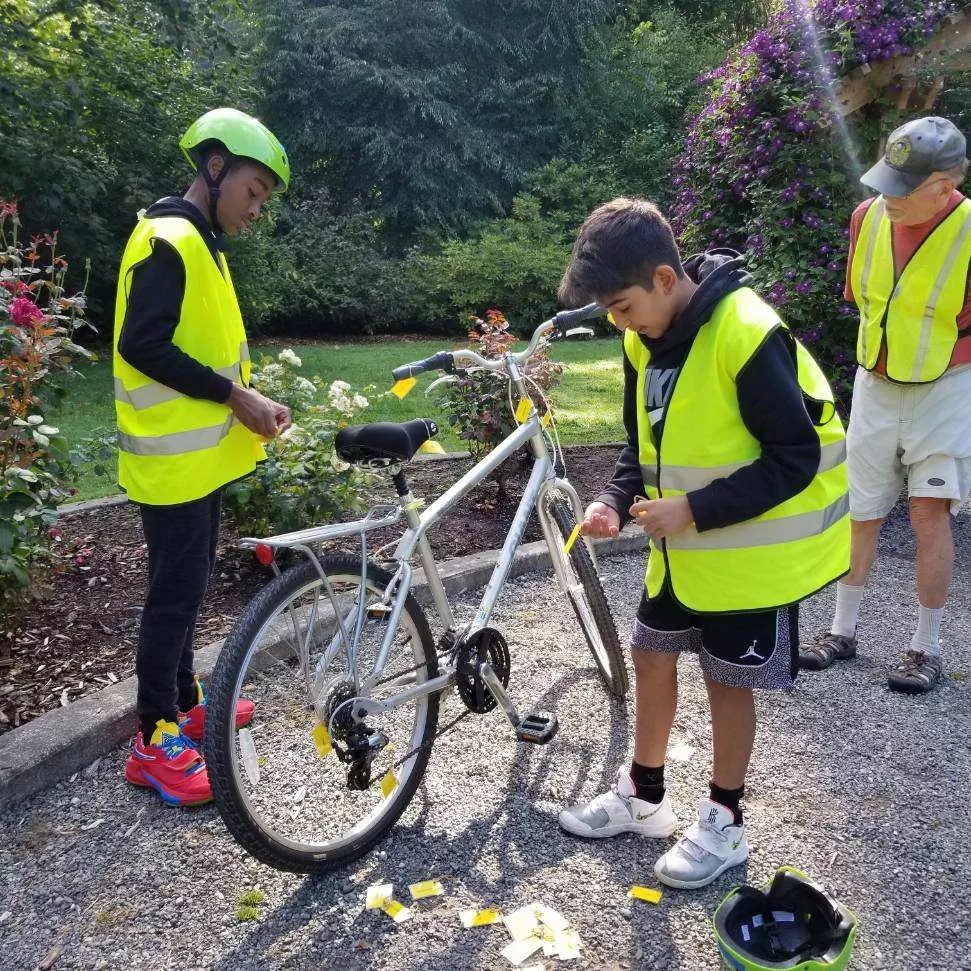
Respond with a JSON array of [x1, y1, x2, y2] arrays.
[[199, 154, 233, 237]]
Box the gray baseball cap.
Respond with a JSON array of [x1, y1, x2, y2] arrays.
[[861, 116, 967, 197]]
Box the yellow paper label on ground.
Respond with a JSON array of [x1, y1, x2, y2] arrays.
[[311, 722, 333, 759], [391, 377, 417, 399], [515, 398, 533, 423], [459, 908, 502, 928], [418, 439, 445, 454], [562, 523, 582, 554], [381, 769, 398, 798], [629, 885, 663, 904], [535, 903, 569, 933], [366, 882, 393, 909], [503, 905, 540, 941], [500, 937, 544, 966], [408, 879, 444, 900], [381, 899, 412, 923]]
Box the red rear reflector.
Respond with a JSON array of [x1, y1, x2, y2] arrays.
[[254, 543, 275, 567]]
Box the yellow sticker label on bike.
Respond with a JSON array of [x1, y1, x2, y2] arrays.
[[381, 769, 398, 798], [629, 885, 663, 904], [540, 411, 551, 428], [311, 722, 333, 759], [562, 523, 582, 554], [515, 398, 533, 423], [418, 439, 445, 455], [391, 377, 416, 399], [409, 879, 444, 900]]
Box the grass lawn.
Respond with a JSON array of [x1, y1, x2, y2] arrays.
[[51, 336, 626, 501]]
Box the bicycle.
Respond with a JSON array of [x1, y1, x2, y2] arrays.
[[204, 303, 628, 873]]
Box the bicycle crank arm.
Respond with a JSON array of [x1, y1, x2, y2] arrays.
[[478, 662, 560, 745]]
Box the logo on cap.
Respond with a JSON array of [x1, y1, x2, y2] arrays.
[[887, 136, 911, 169]]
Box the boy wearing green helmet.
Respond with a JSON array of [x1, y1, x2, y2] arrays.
[[114, 108, 292, 807]]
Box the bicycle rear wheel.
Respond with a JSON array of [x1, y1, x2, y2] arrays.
[[547, 498, 628, 697], [204, 555, 439, 873]]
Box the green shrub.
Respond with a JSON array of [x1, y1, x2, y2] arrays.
[[0, 202, 94, 621], [222, 350, 375, 536]]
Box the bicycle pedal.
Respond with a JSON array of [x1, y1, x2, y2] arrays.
[[515, 709, 558, 745]]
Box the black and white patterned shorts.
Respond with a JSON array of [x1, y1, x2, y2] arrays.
[[631, 589, 799, 691]]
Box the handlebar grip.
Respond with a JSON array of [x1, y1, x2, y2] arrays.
[[553, 303, 603, 329], [391, 351, 454, 381]]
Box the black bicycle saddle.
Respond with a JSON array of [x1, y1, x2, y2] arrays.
[[334, 418, 438, 466]]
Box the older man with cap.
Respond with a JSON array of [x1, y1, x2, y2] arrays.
[[799, 116, 971, 693]]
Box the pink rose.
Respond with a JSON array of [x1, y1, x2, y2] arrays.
[[9, 296, 44, 328]]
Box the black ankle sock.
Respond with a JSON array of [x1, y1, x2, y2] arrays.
[[709, 782, 744, 826], [177, 683, 199, 712], [630, 761, 665, 804], [139, 712, 176, 743]]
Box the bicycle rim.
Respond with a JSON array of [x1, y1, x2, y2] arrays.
[[206, 556, 438, 870]]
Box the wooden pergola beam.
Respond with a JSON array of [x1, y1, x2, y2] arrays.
[[833, 10, 971, 117]]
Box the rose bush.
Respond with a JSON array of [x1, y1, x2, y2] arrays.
[[670, 0, 965, 404], [0, 201, 94, 621]]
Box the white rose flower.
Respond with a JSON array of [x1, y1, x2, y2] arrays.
[[329, 379, 351, 394], [278, 349, 302, 368], [352, 394, 369, 409]]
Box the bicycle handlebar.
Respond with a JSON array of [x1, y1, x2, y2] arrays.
[[390, 303, 604, 381]]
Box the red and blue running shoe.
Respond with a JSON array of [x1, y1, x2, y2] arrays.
[[178, 677, 255, 743], [124, 719, 212, 807]]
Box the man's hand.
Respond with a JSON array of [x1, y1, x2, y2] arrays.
[[580, 501, 621, 538], [629, 496, 693, 540], [227, 385, 284, 439]]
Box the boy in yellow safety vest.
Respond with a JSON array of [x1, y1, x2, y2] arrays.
[[113, 108, 292, 807], [557, 197, 850, 889]]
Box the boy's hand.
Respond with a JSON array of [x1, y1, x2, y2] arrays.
[[629, 496, 693, 539], [228, 386, 292, 438], [580, 501, 620, 538]]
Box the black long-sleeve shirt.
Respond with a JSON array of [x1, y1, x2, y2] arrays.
[[116, 197, 235, 404], [596, 250, 822, 532]]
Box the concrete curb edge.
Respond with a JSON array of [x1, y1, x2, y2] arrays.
[[0, 530, 647, 812]]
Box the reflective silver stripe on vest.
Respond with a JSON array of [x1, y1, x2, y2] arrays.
[[666, 493, 849, 551], [858, 197, 885, 365], [640, 440, 846, 492], [910, 210, 971, 381], [115, 356, 244, 410], [117, 415, 238, 455]]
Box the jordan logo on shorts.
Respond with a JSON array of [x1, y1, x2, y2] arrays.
[[740, 639, 764, 661]]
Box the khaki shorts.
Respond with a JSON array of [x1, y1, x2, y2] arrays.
[[846, 365, 971, 519]]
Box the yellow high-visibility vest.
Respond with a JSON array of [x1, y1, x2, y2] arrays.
[[851, 196, 971, 383], [625, 287, 850, 613], [113, 214, 265, 505]]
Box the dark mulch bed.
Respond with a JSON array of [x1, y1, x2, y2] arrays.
[[0, 444, 622, 733]]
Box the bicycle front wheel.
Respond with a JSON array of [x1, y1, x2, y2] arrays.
[[204, 555, 439, 873], [547, 498, 628, 697]]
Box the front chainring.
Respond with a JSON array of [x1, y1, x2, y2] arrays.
[[455, 627, 510, 713]]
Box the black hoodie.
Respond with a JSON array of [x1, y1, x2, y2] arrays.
[[116, 197, 235, 405], [596, 249, 821, 533]]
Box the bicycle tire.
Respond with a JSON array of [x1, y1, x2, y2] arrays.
[[548, 498, 628, 697], [205, 554, 439, 873]]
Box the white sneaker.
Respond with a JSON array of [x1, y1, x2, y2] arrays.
[[654, 798, 748, 889], [558, 768, 678, 839]]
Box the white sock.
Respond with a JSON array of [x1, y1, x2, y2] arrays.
[[910, 605, 943, 656], [830, 582, 865, 638]]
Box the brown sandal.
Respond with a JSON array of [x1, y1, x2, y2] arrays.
[[798, 632, 857, 671]]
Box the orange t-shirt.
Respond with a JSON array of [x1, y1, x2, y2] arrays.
[[844, 190, 971, 373]]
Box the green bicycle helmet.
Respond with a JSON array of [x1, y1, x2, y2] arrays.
[[180, 107, 290, 191], [179, 108, 290, 234], [714, 867, 858, 971]]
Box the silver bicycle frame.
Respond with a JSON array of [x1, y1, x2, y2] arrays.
[[239, 344, 600, 723]]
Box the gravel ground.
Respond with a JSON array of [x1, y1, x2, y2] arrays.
[[1, 504, 968, 971]]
